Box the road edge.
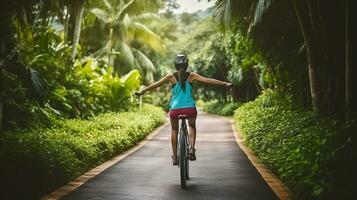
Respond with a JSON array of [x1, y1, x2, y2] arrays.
[[228, 118, 293, 200], [42, 120, 169, 200]]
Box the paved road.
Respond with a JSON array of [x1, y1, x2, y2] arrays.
[[61, 111, 278, 200]]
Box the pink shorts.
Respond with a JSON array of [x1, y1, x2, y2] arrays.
[[169, 107, 197, 119]]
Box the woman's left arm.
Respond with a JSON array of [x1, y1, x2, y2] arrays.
[[136, 74, 172, 95]]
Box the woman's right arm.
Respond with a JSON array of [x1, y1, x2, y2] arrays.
[[190, 72, 232, 87], [136, 73, 173, 95]]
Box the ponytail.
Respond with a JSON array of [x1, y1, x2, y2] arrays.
[[178, 66, 186, 92], [174, 54, 189, 91]]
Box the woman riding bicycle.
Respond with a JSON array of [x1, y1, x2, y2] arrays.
[[136, 54, 232, 165]]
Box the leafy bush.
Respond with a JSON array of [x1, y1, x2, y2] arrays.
[[203, 101, 240, 116], [1, 26, 142, 130], [235, 89, 355, 200], [0, 105, 165, 200]]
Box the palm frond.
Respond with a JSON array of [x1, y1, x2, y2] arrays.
[[126, 20, 166, 54], [29, 68, 47, 103], [91, 46, 108, 57], [117, 41, 135, 68], [133, 49, 156, 76], [132, 49, 155, 82], [251, 0, 275, 28], [214, 0, 232, 29], [102, 0, 112, 10], [131, 13, 162, 22], [90, 8, 111, 24], [115, 0, 136, 21]]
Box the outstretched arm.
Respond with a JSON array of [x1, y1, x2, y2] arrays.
[[190, 72, 232, 87], [136, 74, 172, 95]]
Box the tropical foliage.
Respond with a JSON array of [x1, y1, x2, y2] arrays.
[[88, 0, 165, 82], [212, 0, 355, 116], [0, 0, 166, 130], [235, 90, 354, 199]]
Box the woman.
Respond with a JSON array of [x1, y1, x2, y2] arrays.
[[136, 54, 232, 165]]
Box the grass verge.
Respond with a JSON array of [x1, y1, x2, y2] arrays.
[[0, 104, 165, 200]]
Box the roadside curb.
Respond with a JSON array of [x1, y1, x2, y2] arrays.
[[228, 118, 293, 200], [42, 120, 169, 200]]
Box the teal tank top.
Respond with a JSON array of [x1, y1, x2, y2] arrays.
[[169, 72, 196, 110]]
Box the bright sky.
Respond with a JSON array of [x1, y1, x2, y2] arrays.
[[173, 0, 215, 13]]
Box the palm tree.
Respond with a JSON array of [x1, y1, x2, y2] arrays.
[[213, 0, 349, 115], [90, 0, 166, 82], [71, 0, 86, 60]]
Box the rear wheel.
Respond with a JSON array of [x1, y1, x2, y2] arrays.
[[179, 132, 187, 189], [185, 155, 189, 180], [186, 137, 190, 180]]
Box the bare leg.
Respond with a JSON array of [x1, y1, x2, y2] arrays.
[[170, 118, 179, 157], [188, 117, 197, 149]]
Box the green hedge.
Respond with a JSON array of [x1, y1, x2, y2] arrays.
[[203, 101, 240, 116], [0, 104, 165, 200], [235, 89, 354, 200]]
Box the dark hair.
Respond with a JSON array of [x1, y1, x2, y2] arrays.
[[174, 54, 189, 91]]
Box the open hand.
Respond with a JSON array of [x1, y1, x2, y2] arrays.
[[225, 82, 233, 88], [135, 91, 145, 96]]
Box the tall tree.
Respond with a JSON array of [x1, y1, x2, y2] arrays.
[[292, 0, 322, 113]]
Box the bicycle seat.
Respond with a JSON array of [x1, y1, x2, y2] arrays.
[[178, 115, 189, 119]]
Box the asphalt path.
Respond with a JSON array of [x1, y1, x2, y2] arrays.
[[61, 111, 278, 200]]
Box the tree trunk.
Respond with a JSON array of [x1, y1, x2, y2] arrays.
[[107, 27, 114, 66], [0, 102, 3, 132], [345, 0, 350, 119], [63, 7, 70, 43], [71, 2, 84, 60], [293, 0, 322, 113], [0, 68, 2, 132]]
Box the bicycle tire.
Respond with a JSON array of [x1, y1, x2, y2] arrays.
[[179, 128, 187, 189], [185, 131, 190, 180], [185, 154, 189, 180]]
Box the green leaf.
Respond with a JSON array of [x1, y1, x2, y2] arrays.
[[121, 69, 141, 94], [90, 8, 111, 24]]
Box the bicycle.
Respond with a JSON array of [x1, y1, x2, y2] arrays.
[[177, 115, 190, 189]]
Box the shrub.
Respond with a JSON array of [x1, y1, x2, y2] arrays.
[[0, 104, 165, 200], [203, 101, 240, 116], [235, 89, 355, 200], [2, 27, 142, 130]]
